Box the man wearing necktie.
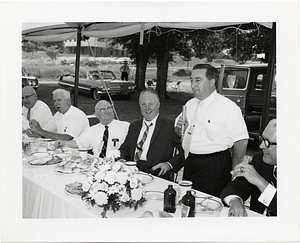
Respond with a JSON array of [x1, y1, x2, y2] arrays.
[[221, 119, 277, 216], [119, 89, 181, 181], [55, 100, 129, 157], [22, 86, 52, 132], [175, 64, 249, 197]]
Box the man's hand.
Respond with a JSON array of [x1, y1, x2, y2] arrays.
[[151, 162, 171, 177], [175, 116, 189, 137], [29, 119, 42, 133], [54, 140, 65, 149], [228, 198, 247, 217], [25, 128, 40, 138], [233, 162, 268, 192]]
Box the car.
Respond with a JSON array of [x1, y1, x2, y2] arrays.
[[22, 68, 39, 89], [217, 63, 276, 140], [58, 70, 136, 100]]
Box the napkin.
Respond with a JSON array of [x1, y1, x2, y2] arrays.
[[31, 168, 48, 178]]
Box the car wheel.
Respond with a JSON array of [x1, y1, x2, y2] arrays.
[[92, 89, 101, 100]]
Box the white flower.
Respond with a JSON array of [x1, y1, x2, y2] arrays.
[[90, 182, 102, 192], [99, 163, 111, 172], [112, 161, 122, 171], [82, 181, 91, 192], [117, 184, 126, 194], [105, 170, 117, 184], [131, 188, 143, 201], [115, 171, 128, 185], [95, 171, 106, 181], [106, 150, 120, 159], [129, 177, 139, 188], [93, 191, 108, 206], [99, 182, 109, 192], [120, 192, 130, 202], [108, 184, 119, 194]]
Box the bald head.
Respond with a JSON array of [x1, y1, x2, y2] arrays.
[[95, 100, 111, 111], [94, 100, 114, 125], [264, 119, 277, 141], [22, 86, 37, 109]]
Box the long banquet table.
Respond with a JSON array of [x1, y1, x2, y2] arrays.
[[22, 155, 262, 218]]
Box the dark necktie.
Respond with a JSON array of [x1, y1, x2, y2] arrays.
[[99, 125, 109, 158], [134, 122, 153, 161], [27, 108, 31, 120]]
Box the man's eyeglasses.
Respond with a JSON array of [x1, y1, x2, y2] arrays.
[[259, 135, 277, 148], [22, 93, 35, 100], [97, 106, 113, 113]]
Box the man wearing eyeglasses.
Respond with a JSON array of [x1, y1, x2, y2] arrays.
[[221, 119, 277, 216], [22, 86, 52, 131], [55, 100, 129, 157]]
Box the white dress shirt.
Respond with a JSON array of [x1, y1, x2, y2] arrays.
[[75, 119, 130, 157], [44, 105, 89, 138], [176, 91, 249, 154], [22, 100, 53, 128], [135, 114, 159, 161]]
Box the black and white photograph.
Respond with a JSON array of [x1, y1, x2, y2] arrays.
[[0, 1, 299, 242]]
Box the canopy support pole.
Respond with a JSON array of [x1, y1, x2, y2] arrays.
[[260, 22, 276, 132], [73, 25, 82, 107]]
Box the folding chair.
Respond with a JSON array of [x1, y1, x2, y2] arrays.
[[171, 81, 181, 92]]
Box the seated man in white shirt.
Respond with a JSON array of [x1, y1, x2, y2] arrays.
[[55, 100, 130, 158], [28, 89, 89, 141], [22, 86, 52, 131], [221, 119, 277, 216]]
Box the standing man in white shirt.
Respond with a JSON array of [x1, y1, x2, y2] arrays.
[[29, 89, 89, 141], [22, 86, 52, 131], [221, 119, 277, 216], [55, 100, 130, 157], [175, 64, 249, 197]]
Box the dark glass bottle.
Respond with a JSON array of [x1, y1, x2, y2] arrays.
[[181, 190, 195, 217], [163, 185, 176, 213]]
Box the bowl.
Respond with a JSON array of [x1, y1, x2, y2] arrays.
[[195, 198, 223, 217], [31, 152, 50, 159]]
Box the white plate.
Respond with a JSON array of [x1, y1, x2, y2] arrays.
[[136, 173, 154, 184], [29, 159, 48, 167], [64, 185, 83, 197], [145, 191, 164, 200], [31, 152, 50, 159]]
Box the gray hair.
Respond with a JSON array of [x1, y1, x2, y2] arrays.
[[52, 89, 71, 99], [139, 89, 160, 102]]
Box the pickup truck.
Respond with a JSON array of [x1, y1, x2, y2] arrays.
[[58, 70, 136, 100], [217, 63, 276, 140]]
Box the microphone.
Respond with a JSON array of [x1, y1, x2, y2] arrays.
[[181, 105, 187, 137]]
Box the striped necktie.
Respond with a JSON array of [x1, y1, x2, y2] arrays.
[[27, 108, 31, 120], [99, 125, 109, 158], [134, 122, 153, 161], [270, 166, 277, 188]]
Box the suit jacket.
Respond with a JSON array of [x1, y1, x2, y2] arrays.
[[119, 115, 182, 174], [221, 152, 277, 216]]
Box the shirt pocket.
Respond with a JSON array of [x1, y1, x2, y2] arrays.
[[205, 120, 220, 141]]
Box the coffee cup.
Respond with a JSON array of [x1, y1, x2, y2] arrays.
[[79, 149, 88, 160], [125, 161, 138, 173], [178, 180, 193, 197]]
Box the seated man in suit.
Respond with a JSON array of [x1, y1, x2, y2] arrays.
[[221, 119, 277, 216], [55, 100, 130, 158], [119, 89, 181, 181]]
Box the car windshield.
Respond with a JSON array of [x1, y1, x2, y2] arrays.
[[89, 70, 116, 80], [221, 69, 248, 90]]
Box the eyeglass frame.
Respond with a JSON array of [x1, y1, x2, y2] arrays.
[[259, 135, 277, 148], [22, 93, 35, 100], [96, 106, 113, 113]]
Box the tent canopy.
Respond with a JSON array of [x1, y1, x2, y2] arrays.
[[22, 22, 272, 42]]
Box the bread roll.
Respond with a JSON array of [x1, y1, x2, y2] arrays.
[[140, 211, 154, 218]]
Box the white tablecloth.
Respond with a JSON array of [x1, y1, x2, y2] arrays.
[[22, 160, 262, 218]]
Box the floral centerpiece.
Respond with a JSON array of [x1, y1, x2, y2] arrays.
[[81, 150, 146, 218]]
